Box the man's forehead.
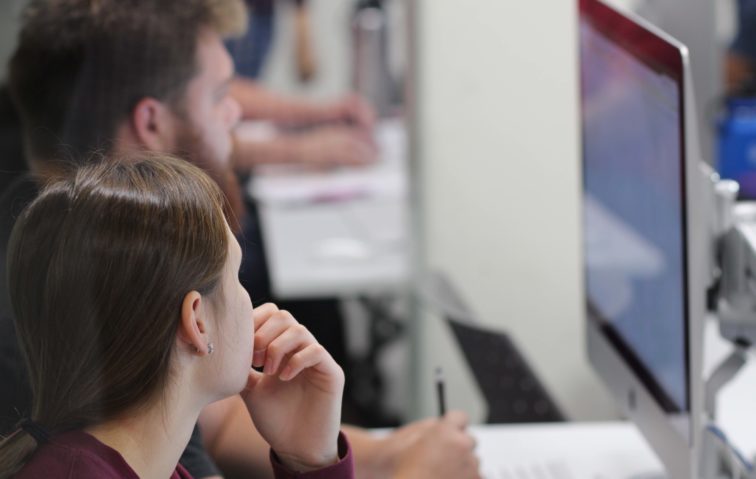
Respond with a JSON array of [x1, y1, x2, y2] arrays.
[[196, 29, 235, 80]]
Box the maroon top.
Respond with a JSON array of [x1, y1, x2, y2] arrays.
[[15, 430, 191, 479], [270, 432, 354, 479], [15, 430, 354, 479]]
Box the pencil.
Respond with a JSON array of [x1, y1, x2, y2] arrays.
[[435, 367, 446, 417]]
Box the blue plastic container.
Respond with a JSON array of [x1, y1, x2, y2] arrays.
[[718, 97, 756, 199]]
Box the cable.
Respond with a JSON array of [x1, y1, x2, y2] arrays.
[[706, 422, 754, 478]]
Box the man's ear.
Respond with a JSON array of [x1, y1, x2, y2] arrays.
[[129, 97, 176, 152], [178, 291, 210, 356]]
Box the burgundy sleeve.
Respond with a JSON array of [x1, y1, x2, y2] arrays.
[[270, 432, 354, 479]]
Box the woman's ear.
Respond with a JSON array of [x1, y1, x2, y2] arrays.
[[130, 97, 176, 152], [178, 291, 210, 356]]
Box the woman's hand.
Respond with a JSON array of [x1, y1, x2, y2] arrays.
[[241, 303, 345, 472]]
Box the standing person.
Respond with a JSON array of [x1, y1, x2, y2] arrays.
[[228, 0, 378, 169], [1, 1, 481, 478], [0, 154, 351, 479]]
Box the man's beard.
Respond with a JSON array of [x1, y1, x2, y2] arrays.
[[173, 123, 245, 234]]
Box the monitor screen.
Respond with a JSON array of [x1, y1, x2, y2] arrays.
[[580, 3, 690, 414]]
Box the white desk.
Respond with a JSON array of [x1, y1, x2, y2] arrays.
[[468, 321, 756, 479], [472, 422, 663, 479], [242, 120, 410, 299]]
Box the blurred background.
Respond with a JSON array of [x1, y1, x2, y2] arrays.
[[0, 0, 746, 427]]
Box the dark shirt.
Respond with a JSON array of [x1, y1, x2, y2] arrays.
[[227, 1, 306, 78], [249, 0, 275, 15], [732, 0, 756, 63], [183, 423, 222, 478], [0, 175, 37, 433], [227, 0, 277, 78], [0, 86, 26, 195]]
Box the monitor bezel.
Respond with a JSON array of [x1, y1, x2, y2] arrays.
[[580, 0, 690, 415]]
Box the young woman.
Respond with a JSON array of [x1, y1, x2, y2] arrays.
[[0, 154, 352, 478]]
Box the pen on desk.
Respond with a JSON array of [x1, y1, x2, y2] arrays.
[[435, 367, 446, 417]]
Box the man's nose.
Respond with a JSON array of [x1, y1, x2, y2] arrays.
[[226, 96, 242, 129]]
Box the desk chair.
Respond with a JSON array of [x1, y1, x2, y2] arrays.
[[425, 272, 565, 423]]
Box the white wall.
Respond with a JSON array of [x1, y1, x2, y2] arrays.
[[414, 0, 618, 421]]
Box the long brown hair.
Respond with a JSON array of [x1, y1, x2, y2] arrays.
[[0, 153, 229, 477]]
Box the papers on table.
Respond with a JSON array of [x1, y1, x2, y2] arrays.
[[245, 119, 407, 206]]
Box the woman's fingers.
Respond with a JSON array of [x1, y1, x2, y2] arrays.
[[443, 410, 470, 431], [262, 323, 314, 376], [279, 342, 338, 382], [252, 308, 296, 368], [249, 303, 341, 388], [252, 302, 280, 331], [245, 367, 265, 391]]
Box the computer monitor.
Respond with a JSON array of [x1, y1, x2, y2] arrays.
[[579, 0, 706, 477]]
